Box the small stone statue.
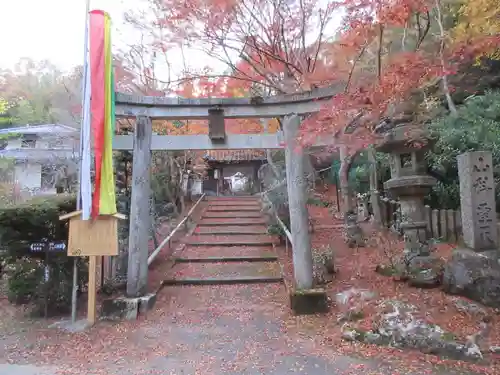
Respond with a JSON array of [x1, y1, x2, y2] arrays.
[[312, 249, 336, 286], [345, 211, 365, 248]]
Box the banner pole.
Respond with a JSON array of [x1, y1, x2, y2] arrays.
[[71, 0, 91, 324]]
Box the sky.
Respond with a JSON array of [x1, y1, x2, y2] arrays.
[[1, 0, 341, 81], [0, 0, 226, 85], [1, 0, 128, 71]]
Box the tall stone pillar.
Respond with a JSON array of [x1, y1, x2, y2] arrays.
[[443, 151, 500, 307], [283, 114, 313, 290], [457, 151, 498, 251]]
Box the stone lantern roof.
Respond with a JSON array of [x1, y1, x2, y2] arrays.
[[375, 124, 434, 154]]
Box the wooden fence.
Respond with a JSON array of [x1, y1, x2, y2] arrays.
[[360, 195, 463, 242]]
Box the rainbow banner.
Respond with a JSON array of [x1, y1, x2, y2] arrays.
[[88, 10, 117, 218]]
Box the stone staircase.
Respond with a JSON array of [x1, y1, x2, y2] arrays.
[[163, 196, 283, 286]]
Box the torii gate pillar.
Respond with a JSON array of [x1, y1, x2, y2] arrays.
[[283, 114, 314, 289], [127, 115, 153, 298]]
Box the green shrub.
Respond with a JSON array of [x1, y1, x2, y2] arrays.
[[307, 197, 329, 207], [3, 257, 43, 304], [0, 194, 76, 258], [328, 153, 375, 195], [0, 195, 88, 316], [267, 215, 291, 242], [427, 90, 500, 210], [267, 223, 284, 236]]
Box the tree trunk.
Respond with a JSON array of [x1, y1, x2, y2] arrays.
[[260, 118, 282, 180], [339, 145, 365, 247], [174, 156, 186, 213], [338, 145, 354, 215], [368, 147, 382, 225], [164, 156, 179, 216], [435, 0, 457, 115]]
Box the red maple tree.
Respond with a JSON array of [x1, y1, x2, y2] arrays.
[[124, 0, 499, 215]]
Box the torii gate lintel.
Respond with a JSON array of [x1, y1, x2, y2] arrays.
[[114, 84, 341, 120]]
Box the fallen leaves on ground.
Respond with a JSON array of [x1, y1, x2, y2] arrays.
[[278, 186, 500, 375], [1, 191, 498, 375]]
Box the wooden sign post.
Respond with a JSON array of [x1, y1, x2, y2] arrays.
[[59, 210, 126, 325]]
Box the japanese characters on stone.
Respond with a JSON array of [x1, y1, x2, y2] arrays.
[[471, 155, 497, 250]]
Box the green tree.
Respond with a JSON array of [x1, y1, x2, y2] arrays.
[[11, 98, 55, 125], [0, 58, 81, 126], [427, 90, 500, 210], [0, 98, 13, 129]]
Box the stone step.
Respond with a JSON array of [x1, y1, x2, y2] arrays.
[[194, 225, 268, 234], [184, 234, 276, 246], [177, 245, 276, 259], [167, 261, 282, 283], [205, 196, 259, 202], [198, 218, 267, 226], [207, 205, 261, 212], [162, 276, 283, 286], [174, 255, 278, 263], [202, 211, 264, 218], [207, 200, 262, 206], [156, 284, 284, 309]]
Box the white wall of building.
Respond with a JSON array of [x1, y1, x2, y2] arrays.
[[191, 180, 203, 195], [222, 165, 255, 178], [5, 139, 22, 149], [5, 137, 75, 150], [3, 127, 78, 193], [14, 163, 41, 190]]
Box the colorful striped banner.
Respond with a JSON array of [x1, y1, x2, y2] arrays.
[[89, 10, 117, 217]]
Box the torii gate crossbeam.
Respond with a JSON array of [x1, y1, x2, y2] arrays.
[[115, 85, 341, 119], [113, 133, 285, 151]]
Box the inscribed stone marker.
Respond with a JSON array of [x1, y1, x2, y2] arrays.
[[457, 151, 498, 251]]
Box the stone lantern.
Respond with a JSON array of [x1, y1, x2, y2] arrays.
[[376, 125, 437, 258]]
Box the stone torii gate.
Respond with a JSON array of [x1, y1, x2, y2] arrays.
[[112, 86, 341, 299]]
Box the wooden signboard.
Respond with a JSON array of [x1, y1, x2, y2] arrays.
[[59, 211, 126, 257], [208, 107, 226, 141], [59, 210, 127, 325]]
